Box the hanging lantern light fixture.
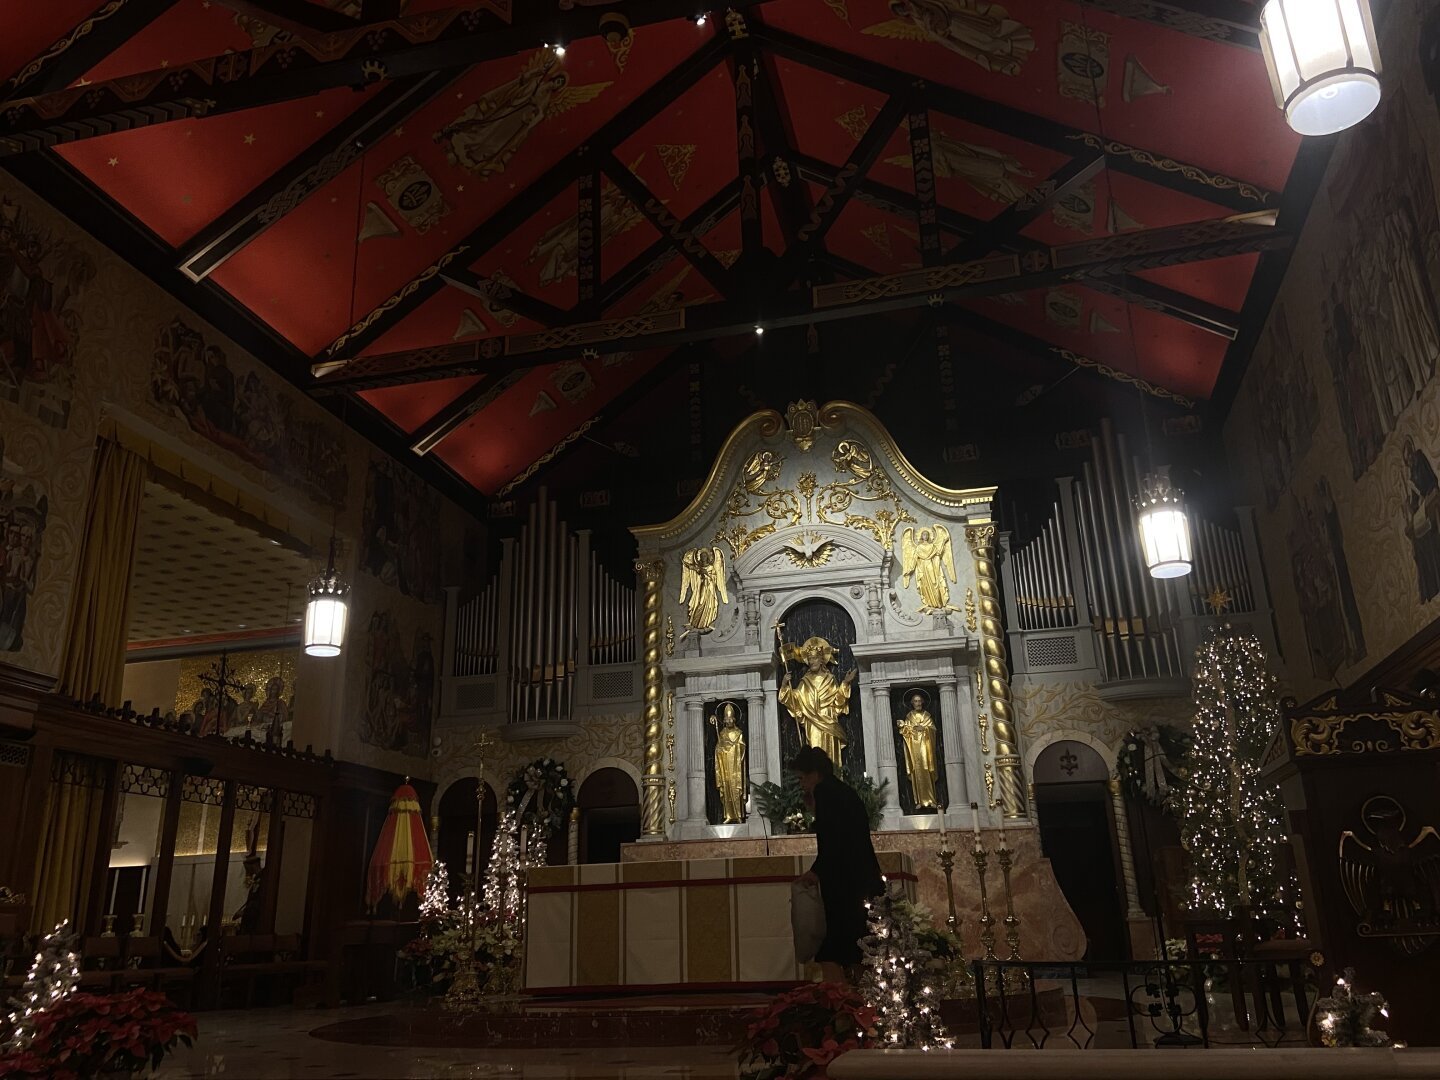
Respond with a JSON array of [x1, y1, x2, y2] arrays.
[[1135, 472, 1193, 580], [304, 536, 350, 658], [1260, 0, 1381, 136]]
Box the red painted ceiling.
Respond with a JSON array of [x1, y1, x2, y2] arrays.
[[4, 0, 1301, 496]]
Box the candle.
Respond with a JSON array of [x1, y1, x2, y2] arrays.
[[465, 831, 475, 875], [970, 802, 981, 846], [998, 827, 1007, 850]]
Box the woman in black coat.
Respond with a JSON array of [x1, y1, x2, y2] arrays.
[[793, 747, 883, 982]]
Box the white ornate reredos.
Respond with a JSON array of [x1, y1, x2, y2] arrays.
[[633, 400, 995, 643], [631, 400, 999, 838]]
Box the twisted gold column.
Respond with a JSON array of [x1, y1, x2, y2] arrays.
[[636, 558, 667, 837], [965, 523, 1026, 819]]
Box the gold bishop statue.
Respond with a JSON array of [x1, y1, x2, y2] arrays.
[[710, 702, 747, 823]]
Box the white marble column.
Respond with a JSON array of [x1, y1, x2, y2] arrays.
[[684, 698, 706, 827], [869, 680, 901, 827], [748, 694, 771, 835], [858, 675, 880, 782], [937, 676, 970, 811]]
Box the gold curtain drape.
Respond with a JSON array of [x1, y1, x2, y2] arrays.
[[59, 440, 148, 706], [29, 755, 107, 932]]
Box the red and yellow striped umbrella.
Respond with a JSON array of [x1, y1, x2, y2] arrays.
[[365, 781, 434, 911]]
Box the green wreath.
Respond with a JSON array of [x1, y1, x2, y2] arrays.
[[1117, 725, 1190, 809], [505, 757, 576, 839]]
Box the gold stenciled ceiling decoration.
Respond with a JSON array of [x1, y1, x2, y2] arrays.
[[127, 483, 315, 644]]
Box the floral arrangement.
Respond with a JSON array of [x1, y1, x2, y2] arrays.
[[0, 988, 196, 1079], [736, 982, 875, 1079], [901, 900, 972, 999], [505, 757, 575, 841], [753, 771, 889, 835]]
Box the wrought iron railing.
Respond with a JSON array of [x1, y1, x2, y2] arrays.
[[973, 959, 1317, 1049]]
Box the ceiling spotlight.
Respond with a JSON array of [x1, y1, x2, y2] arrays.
[[552, 42, 566, 56], [754, 323, 764, 335], [695, 12, 708, 24]]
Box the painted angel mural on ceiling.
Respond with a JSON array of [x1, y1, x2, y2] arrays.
[[435, 53, 611, 179], [526, 171, 645, 285], [863, 0, 1035, 76], [886, 133, 1035, 204]]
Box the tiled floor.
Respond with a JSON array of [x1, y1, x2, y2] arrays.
[[152, 1003, 742, 1079]]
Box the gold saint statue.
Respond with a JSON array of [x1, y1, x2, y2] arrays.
[[900, 525, 958, 612], [898, 691, 940, 810], [678, 545, 728, 636], [779, 635, 855, 765], [710, 701, 747, 824]]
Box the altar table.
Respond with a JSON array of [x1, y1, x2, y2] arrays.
[[522, 852, 915, 994]]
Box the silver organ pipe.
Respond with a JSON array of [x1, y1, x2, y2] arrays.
[[1011, 502, 1080, 632], [450, 580, 502, 677]]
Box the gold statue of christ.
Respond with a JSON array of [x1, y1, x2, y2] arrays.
[[778, 635, 855, 765]]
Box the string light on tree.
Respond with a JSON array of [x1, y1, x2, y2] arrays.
[[3, 920, 80, 1052], [1314, 968, 1394, 1047], [1176, 626, 1297, 928], [419, 860, 451, 921], [858, 884, 954, 1052]]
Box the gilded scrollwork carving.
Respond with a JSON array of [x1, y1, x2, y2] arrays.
[[1291, 710, 1440, 756]]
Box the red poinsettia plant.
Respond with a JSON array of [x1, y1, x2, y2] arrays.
[[736, 982, 876, 1080], [0, 987, 196, 1079]]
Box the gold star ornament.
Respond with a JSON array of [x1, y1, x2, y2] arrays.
[[1204, 586, 1232, 614]]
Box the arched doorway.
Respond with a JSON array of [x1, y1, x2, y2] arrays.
[[436, 778, 497, 901], [578, 768, 640, 864], [1033, 741, 1126, 960]]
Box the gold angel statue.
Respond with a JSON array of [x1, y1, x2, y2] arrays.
[[898, 690, 940, 810], [435, 52, 611, 179], [779, 635, 854, 765], [678, 546, 728, 636], [901, 525, 958, 612], [710, 701, 748, 823]]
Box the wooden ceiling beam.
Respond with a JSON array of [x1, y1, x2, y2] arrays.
[[770, 92, 909, 287], [791, 153, 981, 238], [1070, 0, 1260, 50], [947, 152, 1107, 263], [755, 27, 1276, 214], [1085, 274, 1240, 339], [177, 70, 456, 282], [0, 1, 767, 156], [594, 178, 745, 312], [496, 342, 704, 499], [318, 32, 731, 366], [309, 217, 1290, 390], [440, 268, 570, 326], [213, 0, 360, 37], [3, 0, 182, 101], [408, 364, 530, 456], [600, 150, 741, 297]]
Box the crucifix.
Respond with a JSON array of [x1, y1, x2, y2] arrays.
[[196, 651, 245, 736]]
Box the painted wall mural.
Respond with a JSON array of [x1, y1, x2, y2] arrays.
[[359, 607, 437, 757], [1226, 6, 1440, 697], [361, 455, 442, 604], [0, 171, 462, 777], [150, 318, 350, 508], [0, 196, 95, 430], [0, 437, 48, 653]]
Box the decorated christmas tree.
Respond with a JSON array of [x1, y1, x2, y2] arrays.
[[858, 884, 953, 1051], [3, 920, 80, 1051], [1177, 626, 1294, 925], [483, 806, 524, 921], [419, 860, 451, 922], [1314, 968, 1393, 1047]]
